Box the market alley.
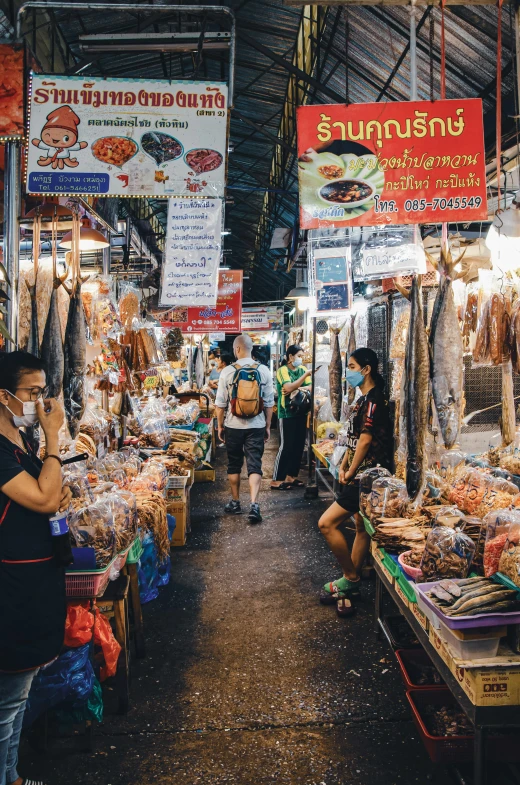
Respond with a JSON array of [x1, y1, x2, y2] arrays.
[[22, 441, 435, 785]]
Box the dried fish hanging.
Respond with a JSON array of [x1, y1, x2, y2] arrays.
[[502, 359, 516, 446], [63, 211, 87, 438], [41, 211, 66, 399], [346, 314, 357, 405], [26, 209, 41, 357]]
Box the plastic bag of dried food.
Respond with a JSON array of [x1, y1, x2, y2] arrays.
[[439, 449, 466, 486], [431, 506, 465, 527], [483, 509, 520, 577], [116, 489, 138, 531], [358, 466, 392, 518], [109, 468, 128, 489], [99, 491, 135, 553], [369, 477, 408, 522], [472, 292, 510, 366], [498, 521, 520, 587], [63, 468, 95, 511], [118, 281, 141, 328], [138, 416, 170, 449], [69, 500, 117, 568], [141, 459, 168, 490], [122, 455, 142, 479], [420, 525, 475, 581]]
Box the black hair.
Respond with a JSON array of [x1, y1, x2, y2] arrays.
[[350, 347, 385, 391], [0, 351, 46, 393], [281, 344, 303, 366], [219, 352, 233, 367]]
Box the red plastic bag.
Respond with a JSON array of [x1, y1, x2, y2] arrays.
[[93, 607, 121, 681], [64, 602, 94, 648]]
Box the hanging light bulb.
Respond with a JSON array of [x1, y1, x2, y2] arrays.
[[21, 196, 74, 231], [59, 217, 110, 251], [485, 191, 520, 272]]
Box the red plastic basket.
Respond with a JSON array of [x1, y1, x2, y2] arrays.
[[65, 565, 113, 599], [407, 689, 473, 763], [395, 649, 444, 690]]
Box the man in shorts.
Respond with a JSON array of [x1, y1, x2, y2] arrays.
[[215, 334, 274, 523]]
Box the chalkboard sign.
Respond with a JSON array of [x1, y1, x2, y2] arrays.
[[316, 283, 350, 312], [315, 255, 347, 284]]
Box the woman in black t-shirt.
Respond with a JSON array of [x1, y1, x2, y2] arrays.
[[0, 351, 71, 785], [318, 348, 392, 617]]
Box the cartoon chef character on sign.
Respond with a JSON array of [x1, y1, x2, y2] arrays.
[[31, 105, 87, 169]]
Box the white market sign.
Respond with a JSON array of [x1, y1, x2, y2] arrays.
[[160, 198, 222, 307], [27, 74, 228, 197]]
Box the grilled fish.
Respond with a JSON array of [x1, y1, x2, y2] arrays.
[[347, 314, 357, 405], [329, 326, 343, 422], [404, 277, 430, 500], [63, 280, 87, 438], [41, 279, 65, 399], [438, 579, 462, 598]]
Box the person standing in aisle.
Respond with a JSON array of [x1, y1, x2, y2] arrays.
[[318, 348, 392, 617], [271, 345, 313, 489], [215, 334, 274, 523], [0, 351, 72, 785], [208, 352, 232, 392]]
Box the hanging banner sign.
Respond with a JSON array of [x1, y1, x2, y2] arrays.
[[309, 246, 353, 316], [160, 198, 222, 307], [241, 306, 284, 331], [26, 74, 228, 197], [297, 99, 487, 229], [161, 270, 243, 333], [0, 44, 25, 142]]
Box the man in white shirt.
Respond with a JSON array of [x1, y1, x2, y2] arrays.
[[215, 334, 274, 523]]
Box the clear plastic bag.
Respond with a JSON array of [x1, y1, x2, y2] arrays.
[[109, 468, 128, 489], [369, 477, 408, 522], [64, 468, 95, 511], [448, 468, 518, 518], [438, 449, 466, 486], [498, 521, 520, 587], [141, 459, 169, 490], [118, 281, 141, 328], [483, 509, 520, 577], [358, 466, 392, 518], [69, 499, 116, 568], [138, 415, 170, 449], [99, 491, 136, 552], [122, 455, 142, 479], [420, 525, 475, 581]]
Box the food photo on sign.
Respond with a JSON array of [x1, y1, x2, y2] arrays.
[[297, 99, 488, 228]]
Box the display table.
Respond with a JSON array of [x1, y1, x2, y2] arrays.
[[373, 556, 520, 785], [311, 444, 336, 494]]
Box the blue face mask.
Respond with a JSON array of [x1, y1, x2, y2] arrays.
[[345, 370, 365, 388], [292, 357, 303, 367]]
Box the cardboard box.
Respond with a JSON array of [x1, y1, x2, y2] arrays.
[[168, 497, 190, 546], [394, 576, 410, 609], [370, 542, 395, 586], [195, 463, 216, 483], [410, 597, 429, 633], [429, 627, 520, 706]]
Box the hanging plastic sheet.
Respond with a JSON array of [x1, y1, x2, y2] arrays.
[[138, 531, 160, 604], [351, 225, 426, 281]]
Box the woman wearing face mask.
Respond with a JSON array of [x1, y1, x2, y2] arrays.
[[271, 345, 313, 490], [0, 351, 72, 785], [318, 348, 392, 617]]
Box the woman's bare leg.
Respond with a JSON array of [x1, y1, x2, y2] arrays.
[[318, 502, 359, 581], [351, 513, 371, 573]]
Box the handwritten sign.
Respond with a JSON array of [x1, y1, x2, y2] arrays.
[[27, 73, 228, 197], [241, 306, 284, 331], [161, 270, 243, 333], [310, 247, 352, 316], [297, 99, 487, 228], [160, 198, 222, 307]]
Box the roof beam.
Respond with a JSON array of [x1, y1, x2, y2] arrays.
[[232, 109, 294, 153], [238, 29, 347, 104]]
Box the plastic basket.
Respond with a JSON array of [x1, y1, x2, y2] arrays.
[[65, 559, 115, 599], [395, 649, 445, 690], [127, 537, 144, 565], [407, 689, 473, 763], [362, 514, 375, 537], [169, 422, 195, 431], [396, 572, 418, 604], [167, 472, 189, 489]]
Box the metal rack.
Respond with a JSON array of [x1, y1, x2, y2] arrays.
[[373, 560, 520, 785]]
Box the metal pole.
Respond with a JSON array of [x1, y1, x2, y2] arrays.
[[4, 142, 20, 349], [304, 316, 318, 497], [409, 3, 418, 101], [102, 234, 111, 412]]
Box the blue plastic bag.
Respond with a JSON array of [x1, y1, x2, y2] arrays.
[[158, 515, 176, 587], [138, 531, 160, 603], [23, 644, 94, 727]]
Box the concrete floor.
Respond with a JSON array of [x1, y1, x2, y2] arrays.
[[22, 440, 469, 784]]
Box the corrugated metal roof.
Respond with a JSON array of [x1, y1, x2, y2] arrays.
[[7, 0, 518, 301]]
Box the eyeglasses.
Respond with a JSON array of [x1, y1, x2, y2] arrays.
[[15, 386, 49, 401]]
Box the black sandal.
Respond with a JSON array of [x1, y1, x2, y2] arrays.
[[336, 598, 357, 618], [270, 482, 292, 490], [291, 479, 305, 487]]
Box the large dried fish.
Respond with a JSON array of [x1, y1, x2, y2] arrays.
[[41, 278, 65, 399], [346, 314, 357, 405], [26, 276, 40, 357], [431, 280, 464, 448], [63, 280, 87, 438], [329, 325, 343, 422], [195, 344, 204, 390], [404, 277, 430, 500]]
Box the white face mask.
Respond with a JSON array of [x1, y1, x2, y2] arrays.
[[292, 357, 303, 367], [3, 391, 41, 428]]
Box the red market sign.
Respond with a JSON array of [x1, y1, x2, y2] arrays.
[[0, 44, 25, 142], [297, 99, 487, 228], [161, 270, 243, 333]]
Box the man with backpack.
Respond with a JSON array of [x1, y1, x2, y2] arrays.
[[215, 334, 274, 523]]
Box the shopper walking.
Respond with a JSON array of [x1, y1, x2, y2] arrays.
[[271, 345, 313, 489], [0, 351, 72, 785], [215, 334, 274, 523], [318, 348, 392, 617]]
